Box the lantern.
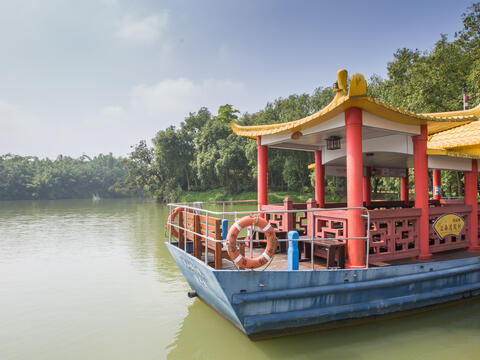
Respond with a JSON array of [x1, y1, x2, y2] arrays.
[[326, 136, 341, 150]]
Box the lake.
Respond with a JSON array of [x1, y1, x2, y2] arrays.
[[1, 199, 479, 359]]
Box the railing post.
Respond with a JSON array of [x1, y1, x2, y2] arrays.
[[168, 206, 172, 244], [283, 197, 294, 231], [184, 210, 188, 252], [306, 198, 317, 238], [221, 219, 229, 240], [179, 210, 184, 250], [194, 214, 202, 259], [310, 211, 314, 270], [288, 231, 299, 270], [205, 213, 209, 265]]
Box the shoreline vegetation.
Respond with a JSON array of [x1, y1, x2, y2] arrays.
[[178, 189, 412, 204], [1, 4, 478, 203]]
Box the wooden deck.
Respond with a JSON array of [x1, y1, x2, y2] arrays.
[[197, 244, 479, 271], [200, 245, 329, 271]]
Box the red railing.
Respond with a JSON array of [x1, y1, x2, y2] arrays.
[[262, 198, 474, 263], [263, 198, 309, 235], [368, 208, 421, 261]]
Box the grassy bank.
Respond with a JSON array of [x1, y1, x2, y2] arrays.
[[177, 188, 403, 204], [179, 188, 319, 204]]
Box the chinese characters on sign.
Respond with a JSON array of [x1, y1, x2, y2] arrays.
[[433, 213, 465, 239]]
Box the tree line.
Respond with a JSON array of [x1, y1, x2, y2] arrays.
[[0, 153, 127, 200], [1, 3, 478, 202]]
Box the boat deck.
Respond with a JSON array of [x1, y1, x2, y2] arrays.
[[198, 245, 479, 271]]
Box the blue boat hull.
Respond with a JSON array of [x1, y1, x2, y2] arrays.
[[166, 242, 480, 338]]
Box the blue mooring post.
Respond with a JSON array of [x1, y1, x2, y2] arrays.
[[288, 230, 299, 270], [221, 219, 229, 240]]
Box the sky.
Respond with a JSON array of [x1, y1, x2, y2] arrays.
[[0, 0, 474, 158]]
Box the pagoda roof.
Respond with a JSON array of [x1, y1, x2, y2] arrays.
[[232, 69, 479, 139], [427, 120, 480, 159]]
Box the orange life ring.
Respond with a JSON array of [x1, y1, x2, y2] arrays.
[[226, 215, 277, 269], [167, 207, 184, 239]]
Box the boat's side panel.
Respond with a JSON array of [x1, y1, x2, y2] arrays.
[[165, 243, 243, 329], [214, 257, 480, 336], [166, 240, 480, 338]]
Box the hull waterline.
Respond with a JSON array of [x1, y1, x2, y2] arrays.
[[166, 242, 480, 339]]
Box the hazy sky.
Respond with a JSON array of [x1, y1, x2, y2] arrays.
[[0, 0, 473, 158]]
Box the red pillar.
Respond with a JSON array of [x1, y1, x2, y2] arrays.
[[345, 108, 365, 268], [315, 150, 325, 207], [465, 160, 480, 251], [257, 136, 268, 214], [363, 167, 371, 206], [401, 169, 409, 204], [413, 125, 432, 260], [433, 169, 441, 200]]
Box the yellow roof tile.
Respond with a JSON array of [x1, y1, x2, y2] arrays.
[[428, 121, 480, 149], [232, 70, 479, 139]]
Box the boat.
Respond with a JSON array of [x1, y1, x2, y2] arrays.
[[165, 69, 480, 339]]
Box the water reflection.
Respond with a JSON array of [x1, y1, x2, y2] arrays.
[[167, 296, 480, 360]]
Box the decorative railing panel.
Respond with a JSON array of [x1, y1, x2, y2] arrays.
[[263, 198, 309, 234], [310, 208, 421, 262], [368, 208, 421, 262]]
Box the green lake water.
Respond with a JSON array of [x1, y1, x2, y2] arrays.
[[1, 199, 479, 360]]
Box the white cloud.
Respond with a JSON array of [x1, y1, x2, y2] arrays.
[[0, 77, 250, 158], [0, 100, 50, 156], [129, 78, 246, 124], [117, 12, 169, 44], [102, 106, 125, 117]]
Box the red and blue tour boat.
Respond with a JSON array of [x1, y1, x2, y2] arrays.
[[165, 69, 480, 339]]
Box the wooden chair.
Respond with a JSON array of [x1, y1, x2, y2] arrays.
[[198, 215, 244, 269]]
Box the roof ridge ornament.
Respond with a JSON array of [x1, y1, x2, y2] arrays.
[[349, 73, 367, 98], [336, 69, 348, 95]]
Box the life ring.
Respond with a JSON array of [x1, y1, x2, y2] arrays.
[[226, 215, 277, 269], [167, 207, 184, 239]]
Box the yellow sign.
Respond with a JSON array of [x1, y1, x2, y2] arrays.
[[433, 213, 465, 239]]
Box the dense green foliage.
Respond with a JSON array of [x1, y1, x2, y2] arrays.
[[116, 3, 479, 202], [117, 90, 337, 202], [0, 153, 127, 200]]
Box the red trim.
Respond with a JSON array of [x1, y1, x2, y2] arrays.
[[400, 168, 409, 204], [413, 125, 432, 260], [345, 108, 365, 268], [363, 167, 371, 206], [465, 159, 480, 251], [257, 136, 268, 215], [433, 169, 441, 200], [315, 150, 325, 207]]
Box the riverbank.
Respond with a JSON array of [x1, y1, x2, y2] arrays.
[[178, 188, 340, 203], [179, 189, 306, 203], [177, 188, 406, 204]]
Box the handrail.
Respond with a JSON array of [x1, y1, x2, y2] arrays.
[[166, 201, 370, 270]]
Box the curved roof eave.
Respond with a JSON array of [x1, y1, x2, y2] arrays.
[[232, 70, 478, 139]]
